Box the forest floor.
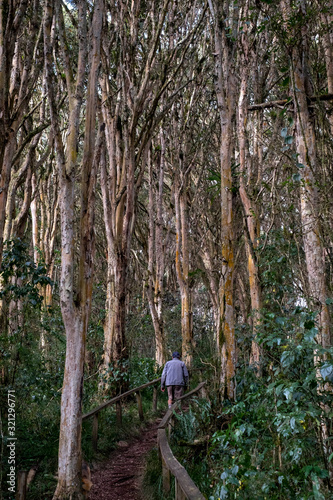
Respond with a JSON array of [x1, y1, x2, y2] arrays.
[[88, 417, 162, 500]]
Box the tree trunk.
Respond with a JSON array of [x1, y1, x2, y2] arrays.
[[174, 178, 193, 369], [281, 0, 332, 485], [43, 0, 103, 497], [321, 9, 333, 134], [147, 142, 166, 367], [237, 20, 262, 374], [209, 0, 237, 400], [0, 0, 43, 269]]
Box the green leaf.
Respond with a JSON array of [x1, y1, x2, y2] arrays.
[[320, 363, 333, 382], [228, 476, 240, 486], [275, 316, 285, 325], [281, 351, 295, 368]]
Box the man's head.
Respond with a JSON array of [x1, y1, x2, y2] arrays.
[[172, 351, 181, 359]]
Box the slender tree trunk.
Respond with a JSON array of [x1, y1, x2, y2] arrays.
[[44, 0, 103, 497], [321, 9, 333, 134], [0, 0, 43, 268], [287, 6, 331, 352], [147, 144, 166, 367], [281, 0, 332, 485], [237, 22, 262, 373], [209, 0, 237, 399], [199, 243, 221, 348], [174, 176, 193, 368]]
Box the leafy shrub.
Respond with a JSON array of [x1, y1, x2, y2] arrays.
[[209, 308, 333, 499]]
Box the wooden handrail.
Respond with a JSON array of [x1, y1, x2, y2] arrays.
[[82, 377, 161, 420], [158, 381, 206, 500], [158, 382, 206, 430], [82, 377, 161, 451]]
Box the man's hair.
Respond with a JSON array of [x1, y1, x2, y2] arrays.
[[172, 351, 181, 358]]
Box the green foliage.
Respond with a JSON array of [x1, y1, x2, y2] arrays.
[[258, 229, 299, 308], [129, 356, 160, 387], [142, 448, 175, 500], [209, 309, 333, 499], [99, 358, 130, 393], [169, 399, 216, 495], [0, 239, 53, 308]]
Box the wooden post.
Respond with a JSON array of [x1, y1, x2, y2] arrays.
[[199, 374, 207, 399], [152, 385, 158, 412], [92, 412, 99, 452], [136, 391, 144, 421], [175, 477, 186, 500], [116, 400, 122, 426], [16, 470, 27, 500], [162, 457, 171, 494]]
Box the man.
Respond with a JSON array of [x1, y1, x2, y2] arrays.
[[161, 351, 189, 408]]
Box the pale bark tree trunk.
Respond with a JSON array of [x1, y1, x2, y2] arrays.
[[5, 164, 32, 335], [321, 8, 333, 134], [147, 136, 167, 367], [44, 0, 103, 498], [292, 42, 333, 491], [99, 105, 133, 377], [0, 0, 43, 269], [199, 242, 221, 347], [169, 79, 206, 370], [31, 169, 59, 350], [99, 0, 193, 381], [281, 0, 332, 485], [209, 0, 237, 399], [1, 122, 48, 335], [237, 8, 262, 374], [281, 0, 331, 351], [174, 173, 193, 368]]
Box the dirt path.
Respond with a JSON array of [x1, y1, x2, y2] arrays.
[[88, 418, 161, 500]]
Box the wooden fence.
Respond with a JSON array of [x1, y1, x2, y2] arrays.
[[17, 378, 207, 499], [82, 377, 161, 451], [158, 381, 206, 500]]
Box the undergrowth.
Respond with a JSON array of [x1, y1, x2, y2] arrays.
[[142, 448, 175, 500], [151, 309, 333, 500]]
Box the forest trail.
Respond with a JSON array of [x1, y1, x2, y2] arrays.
[[89, 418, 161, 500]]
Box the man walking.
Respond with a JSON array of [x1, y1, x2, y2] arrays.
[[161, 352, 189, 408]]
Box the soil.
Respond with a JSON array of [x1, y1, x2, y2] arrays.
[[88, 418, 161, 500]]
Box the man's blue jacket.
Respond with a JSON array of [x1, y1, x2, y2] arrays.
[[161, 358, 189, 389]]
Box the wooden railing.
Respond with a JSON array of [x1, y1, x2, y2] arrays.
[[158, 382, 206, 500], [82, 377, 161, 451]]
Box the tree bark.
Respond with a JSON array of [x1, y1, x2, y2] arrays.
[[281, 0, 332, 485], [209, 0, 237, 400], [174, 175, 193, 369], [147, 139, 167, 367], [43, 0, 103, 497], [0, 0, 43, 269], [237, 10, 262, 373]]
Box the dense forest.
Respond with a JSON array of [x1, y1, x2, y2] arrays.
[[1, 0, 333, 498]]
